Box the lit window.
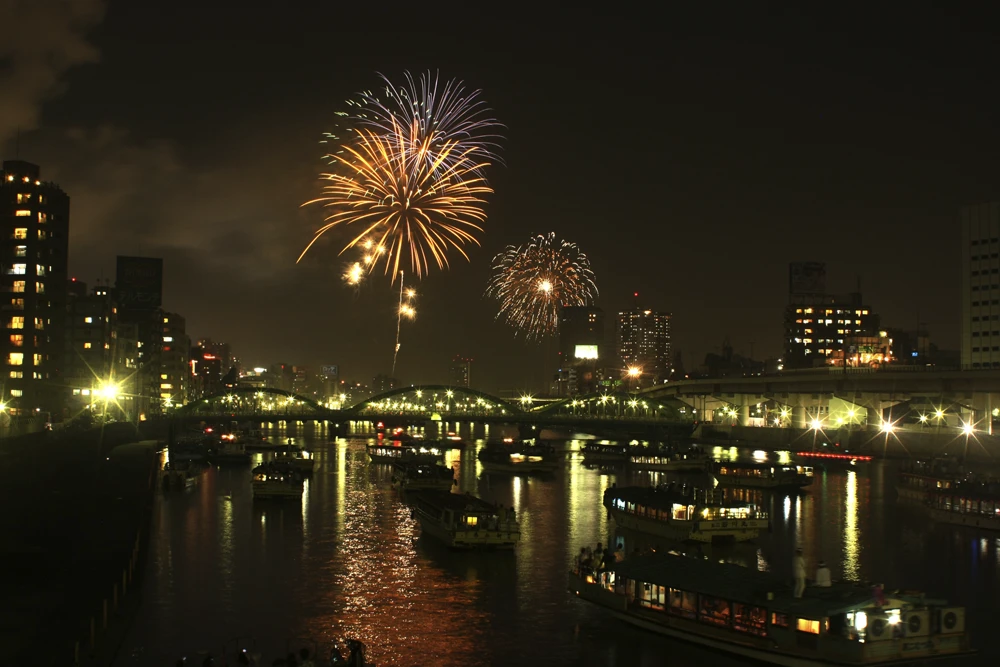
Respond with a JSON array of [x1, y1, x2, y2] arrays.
[[35, 265, 45, 276], [8, 353, 22, 366], [38, 212, 47, 223], [14, 210, 31, 217], [163, 317, 169, 323], [15, 194, 30, 203], [15, 246, 26, 257], [37, 230, 46, 240], [9, 334, 22, 347], [160, 383, 173, 389], [12, 281, 24, 293], [104, 343, 109, 349], [32, 353, 41, 365], [796, 618, 820, 634], [84, 342, 92, 349], [33, 318, 43, 330], [35, 282, 44, 294], [9, 317, 23, 329], [9, 371, 21, 378], [84, 317, 92, 324], [160, 374, 168, 380], [10, 299, 22, 310], [72, 389, 80, 395], [163, 336, 173, 343], [10, 389, 22, 397], [10, 264, 25, 275]]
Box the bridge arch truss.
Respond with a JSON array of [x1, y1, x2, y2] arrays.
[[352, 385, 522, 417], [171, 386, 332, 419]]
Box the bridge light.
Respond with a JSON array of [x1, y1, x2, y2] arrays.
[[847, 409, 855, 419], [810, 418, 822, 430], [446, 390, 454, 398], [918, 414, 928, 423], [962, 421, 975, 436], [415, 390, 423, 398], [881, 421, 894, 434], [935, 409, 945, 419], [780, 408, 789, 419]]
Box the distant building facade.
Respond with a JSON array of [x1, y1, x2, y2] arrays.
[[617, 301, 671, 386], [1, 160, 70, 416], [160, 312, 190, 408], [115, 256, 164, 418], [961, 203, 1000, 368], [450, 355, 472, 388], [558, 306, 605, 395]]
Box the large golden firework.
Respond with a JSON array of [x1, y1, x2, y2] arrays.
[[486, 232, 599, 340], [298, 117, 493, 280]]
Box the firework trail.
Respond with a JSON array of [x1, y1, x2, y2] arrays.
[[485, 232, 599, 340]]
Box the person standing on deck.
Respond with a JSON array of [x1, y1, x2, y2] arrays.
[[815, 560, 832, 587], [793, 548, 807, 598]]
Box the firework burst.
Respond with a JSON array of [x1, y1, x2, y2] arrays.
[[486, 232, 599, 340], [299, 117, 493, 281]]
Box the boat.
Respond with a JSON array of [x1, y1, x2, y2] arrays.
[[252, 463, 304, 500], [631, 447, 710, 473], [604, 485, 769, 543], [712, 461, 813, 490], [581, 443, 630, 464], [210, 433, 252, 464], [379, 425, 417, 442], [366, 442, 443, 464], [444, 432, 466, 448], [393, 462, 456, 492], [477, 441, 561, 474], [926, 481, 1000, 530], [410, 490, 520, 549], [162, 461, 202, 490], [897, 460, 964, 503], [273, 449, 315, 475], [569, 551, 974, 666]]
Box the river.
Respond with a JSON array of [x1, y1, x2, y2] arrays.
[[114, 428, 995, 666]]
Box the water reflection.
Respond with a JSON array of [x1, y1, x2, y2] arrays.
[[844, 470, 860, 580]]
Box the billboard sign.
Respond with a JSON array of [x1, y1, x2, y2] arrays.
[[574, 344, 599, 360], [789, 262, 826, 295], [321, 365, 339, 378], [116, 256, 163, 310]]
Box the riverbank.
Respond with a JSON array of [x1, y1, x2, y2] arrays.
[[0, 424, 159, 666]]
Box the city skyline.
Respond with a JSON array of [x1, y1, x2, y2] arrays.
[[3, 4, 1000, 390]]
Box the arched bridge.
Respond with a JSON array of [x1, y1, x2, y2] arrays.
[[171, 386, 337, 423], [352, 384, 522, 418]]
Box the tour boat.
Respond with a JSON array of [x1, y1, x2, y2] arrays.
[[581, 443, 630, 464], [631, 448, 710, 473], [926, 483, 1000, 531], [162, 461, 202, 490], [273, 449, 315, 475], [393, 462, 456, 492], [210, 434, 252, 464], [896, 460, 964, 503], [477, 441, 561, 474], [604, 485, 769, 543], [252, 463, 304, 500], [366, 442, 443, 465], [569, 552, 974, 666], [712, 462, 813, 490], [410, 490, 520, 549]]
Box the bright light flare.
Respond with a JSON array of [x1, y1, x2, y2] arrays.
[[881, 421, 895, 434], [627, 366, 641, 377], [345, 262, 364, 285], [810, 418, 822, 430], [962, 421, 975, 435], [399, 304, 416, 319], [538, 279, 552, 293]]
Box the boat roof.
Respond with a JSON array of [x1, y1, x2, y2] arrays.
[[605, 486, 752, 509], [613, 552, 878, 618], [714, 461, 805, 470], [411, 491, 498, 513]]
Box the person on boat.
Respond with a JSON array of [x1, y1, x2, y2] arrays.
[[815, 560, 832, 587], [614, 545, 625, 563], [575, 547, 587, 573], [793, 548, 807, 598], [594, 543, 604, 569], [329, 645, 345, 663]]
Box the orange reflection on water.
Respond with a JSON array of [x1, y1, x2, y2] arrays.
[[299, 443, 488, 666]]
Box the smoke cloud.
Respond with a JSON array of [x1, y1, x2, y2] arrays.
[[0, 0, 106, 149]]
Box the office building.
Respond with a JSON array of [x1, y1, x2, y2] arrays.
[[196, 338, 236, 376], [189, 342, 223, 399], [160, 312, 190, 408], [961, 203, 1000, 368], [450, 355, 472, 388], [1, 160, 70, 416], [617, 301, 671, 386], [115, 256, 163, 418], [557, 306, 605, 395]]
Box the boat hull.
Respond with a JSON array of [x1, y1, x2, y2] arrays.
[[714, 476, 812, 490], [415, 513, 519, 549], [929, 507, 1000, 531], [631, 460, 708, 473], [608, 507, 765, 543]]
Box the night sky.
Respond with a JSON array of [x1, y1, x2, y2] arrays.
[[3, 2, 1000, 392]]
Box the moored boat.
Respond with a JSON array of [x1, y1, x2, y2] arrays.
[[604, 485, 769, 543], [478, 441, 560, 474], [631, 448, 709, 473], [366, 442, 443, 464], [926, 482, 1000, 530], [252, 463, 304, 500], [897, 460, 964, 503], [581, 443, 630, 464], [569, 551, 975, 666], [274, 449, 315, 475], [411, 490, 520, 549], [393, 462, 456, 492], [712, 461, 813, 490], [162, 461, 202, 491], [210, 434, 252, 464]]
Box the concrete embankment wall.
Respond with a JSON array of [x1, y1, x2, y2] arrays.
[[0, 423, 161, 666], [696, 424, 1000, 461]]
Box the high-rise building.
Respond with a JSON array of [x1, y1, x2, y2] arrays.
[[189, 343, 223, 399], [450, 355, 472, 388], [784, 263, 881, 369], [557, 306, 605, 395], [196, 338, 235, 375], [115, 256, 164, 418], [160, 312, 190, 408], [961, 203, 1000, 368], [617, 299, 671, 385], [1, 160, 70, 416]]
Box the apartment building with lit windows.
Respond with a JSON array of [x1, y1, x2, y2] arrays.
[[961, 203, 1000, 368], [0, 160, 69, 416], [160, 312, 190, 408], [617, 304, 671, 385], [783, 294, 880, 369]]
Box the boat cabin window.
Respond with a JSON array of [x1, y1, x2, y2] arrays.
[[668, 588, 697, 619], [671, 503, 693, 520], [464, 515, 478, 527], [771, 612, 789, 628], [733, 603, 767, 636], [796, 618, 820, 634], [699, 595, 731, 627], [637, 582, 666, 610]]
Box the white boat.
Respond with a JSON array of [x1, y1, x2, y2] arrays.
[[274, 449, 315, 475], [570, 552, 975, 666], [252, 463, 304, 500], [712, 462, 813, 490], [411, 491, 520, 549], [630, 449, 709, 473], [367, 443, 443, 464]]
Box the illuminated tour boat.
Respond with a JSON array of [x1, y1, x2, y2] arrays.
[[161, 461, 202, 491], [712, 462, 814, 490], [411, 490, 520, 549], [926, 482, 1000, 530], [580, 443, 631, 464], [569, 552, 974, 666], [630, 448, 710, 473], [273, 448, 315, 475], [393, 462, 456, 492], [366, 442, 443, 465], [477, 441, 561, 474], [896, 460, 961, 503], [604, 485, 769, 543], [252, 463, 304, 500]]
